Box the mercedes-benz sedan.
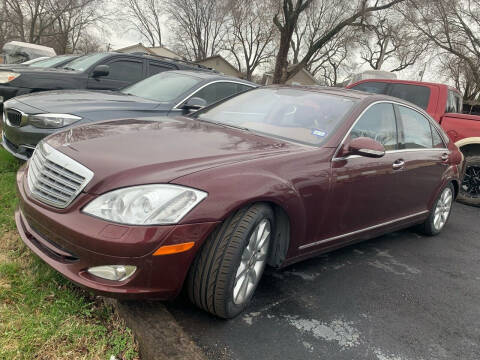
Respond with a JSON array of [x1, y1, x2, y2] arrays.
[[15, 86, 463, 318]]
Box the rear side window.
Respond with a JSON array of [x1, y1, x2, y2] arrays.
[[390, 84, 430, 110], [350, 103, 398, 150], [350, 81, 389, 94], [398, 105, 434, 149], [105, 60, 143, 82], [148, 63, 172, 76], [446, 90, 462, 113], [192, 82, 252, 105], [431, 126, 446, 148]]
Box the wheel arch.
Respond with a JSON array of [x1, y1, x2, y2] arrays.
[[455, 138, 480, 156]]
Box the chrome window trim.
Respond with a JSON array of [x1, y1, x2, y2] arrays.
[[333, 148, 450, 162], [332, 100, 448, 161], [299, 210, 429, 250], [173, 80, 255, 109]]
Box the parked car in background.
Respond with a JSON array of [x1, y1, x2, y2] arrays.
[[0, 52, 214, 107], [348, 79, 480, 206], [15, 86, 462, 318], [0, 55, 78, 71], [1, 41, 56, 64], [2, 70, 256, 160]]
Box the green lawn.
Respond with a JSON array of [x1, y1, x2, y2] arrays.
[[0, 148, 138, 359]]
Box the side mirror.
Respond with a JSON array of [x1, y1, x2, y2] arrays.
[[92, 64, 109, 77], [183, 97, 207, 112], [343, 137, 386, 158]]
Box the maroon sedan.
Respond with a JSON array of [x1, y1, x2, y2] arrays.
[[15, 86, 463, 318]]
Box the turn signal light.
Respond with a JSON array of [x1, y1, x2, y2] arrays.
[[153, 242, 195, 256]]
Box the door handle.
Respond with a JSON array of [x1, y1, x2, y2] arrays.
[[441, 153, 449, 161], [392, 159, 405, 170]]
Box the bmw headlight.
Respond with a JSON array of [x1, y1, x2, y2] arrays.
[[83, 184, 207, 225], [0, 72, 20, 83], [29, 113, 81, 128]]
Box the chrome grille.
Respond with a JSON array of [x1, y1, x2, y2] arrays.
[[27, 142, 94, 208]]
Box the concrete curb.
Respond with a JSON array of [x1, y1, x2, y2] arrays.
[[110, 299, 206, 360]]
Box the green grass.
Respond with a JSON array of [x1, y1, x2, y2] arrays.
[[0, 148, 138, 360]]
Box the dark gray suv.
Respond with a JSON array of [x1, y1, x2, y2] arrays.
[[2, 70, 256, 159]]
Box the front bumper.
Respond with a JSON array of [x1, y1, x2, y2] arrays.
[[2, 131, 35, 160], [15, 165, 219, 299]]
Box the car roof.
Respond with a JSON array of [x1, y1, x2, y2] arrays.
[[349, 78, 462, 95], [263, 84, 428, 112], [168, 69, 258, 86]]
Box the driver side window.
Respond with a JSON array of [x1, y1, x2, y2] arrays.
[[350, 103, 398, 151]]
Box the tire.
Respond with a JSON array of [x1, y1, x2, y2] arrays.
[[186, 203, 274, 318], [457, 155, 480, 206], [419, 183, 454, 236]]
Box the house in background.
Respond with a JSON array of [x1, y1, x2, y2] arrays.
[[262, 68, 319, 86], [114, 43, 182, 60], [196, 55, 241, 78]]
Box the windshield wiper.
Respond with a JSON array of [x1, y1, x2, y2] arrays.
[[197, 117, 250, 132], [63, 67, 76, 71]]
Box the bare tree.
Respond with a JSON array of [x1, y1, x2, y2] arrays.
[[440, 55, 480, 102], [288, 0, 358, 84], [272, 0, 405, 84], [166, 0, 228, 61], [405, 0, 480, 87], [2, 0, 106, 54], [355, 9, 426, 72], [224, 0, 278, 80], [120, 0, 163, 47]]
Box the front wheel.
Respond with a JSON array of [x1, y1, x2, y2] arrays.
[[420, 183, 454, 236], [186, 203, 274, 318], [458, 155, 480, 206]]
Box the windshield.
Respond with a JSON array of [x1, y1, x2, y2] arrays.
[[62, 53, 108, 71], [121, 72, 202, 102], [31, 55, 76, 68], [197, 88, 357, 146]]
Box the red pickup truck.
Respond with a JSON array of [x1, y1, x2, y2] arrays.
[[348, 79, 480, 206]]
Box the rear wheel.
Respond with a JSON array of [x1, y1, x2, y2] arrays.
[[186, 203, 274, 318], [420, 183, 454, 236], [458, 155, 480, 206]]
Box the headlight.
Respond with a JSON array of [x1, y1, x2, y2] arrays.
[[0, 72, 20, 83], [83, 184, 207, 225], [29, 113, 81, 128]]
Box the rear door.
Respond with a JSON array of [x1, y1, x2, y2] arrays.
[[393, 104, 449, 214], [87, 57, 145, 90], [329, 102, 406, 237]]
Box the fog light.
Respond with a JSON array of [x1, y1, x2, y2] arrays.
[[87, 265, 137, 281]]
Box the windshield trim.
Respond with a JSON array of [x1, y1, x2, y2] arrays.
[[173, 79, 256, 109]]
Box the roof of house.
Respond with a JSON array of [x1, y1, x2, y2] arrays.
[[263, 68, 319, 85], [196, 55, 240, 75]]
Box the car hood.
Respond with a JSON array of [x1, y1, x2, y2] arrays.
[[14, 90, 163, 114], [44, 117, 301, 194]]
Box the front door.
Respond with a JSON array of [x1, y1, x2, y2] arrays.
[[87, 58, 144, 90], [327, 102, 405, 238]]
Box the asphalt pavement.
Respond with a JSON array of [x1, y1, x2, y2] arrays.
[[165, 203, 480, 360]]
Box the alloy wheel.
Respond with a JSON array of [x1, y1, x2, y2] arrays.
[[433, 187, 453, 231], [233, 219, 271, 305], [461, 165, 480, 198]]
